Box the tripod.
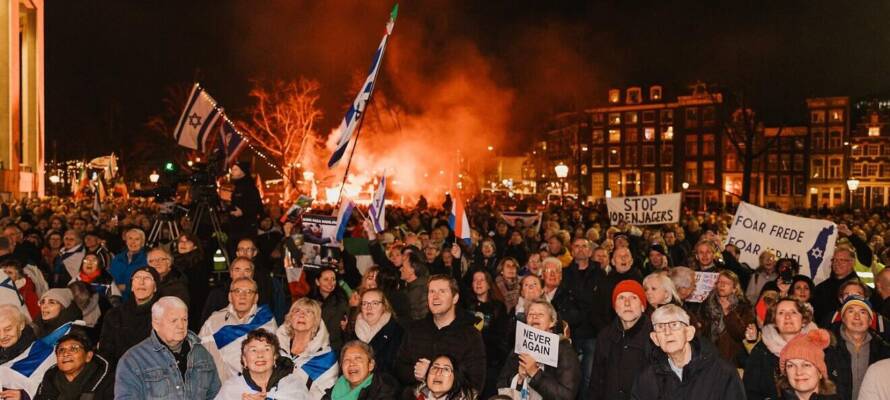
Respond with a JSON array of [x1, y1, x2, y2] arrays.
[[147, 202, 181, 247], [190, 198, 230, 265]]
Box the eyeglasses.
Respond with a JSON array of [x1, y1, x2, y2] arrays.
[[361, 300, 383, 308], [148, 257, 171, 264], [55, 345, 84, 355], [429, 364, 453, 376], [653, 321, 688, 333], [230, 288, 257, 296]]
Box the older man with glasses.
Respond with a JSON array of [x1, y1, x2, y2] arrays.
[[148, 247, 190, 307], [199, 277, 277, 382], [632, 304, 745, 400]]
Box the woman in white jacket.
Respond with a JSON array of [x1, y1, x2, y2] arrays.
[[276, 297, 339, 399], [215, 328, 307, 399]]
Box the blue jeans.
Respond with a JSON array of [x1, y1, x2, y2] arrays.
[[575, 337, 596, 400]]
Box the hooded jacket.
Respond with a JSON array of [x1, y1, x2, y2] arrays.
[[632, 337, 745, 400], [394, 309, 487, 392]]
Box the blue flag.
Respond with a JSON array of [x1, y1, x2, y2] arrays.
[[328, 5, 399, 168]]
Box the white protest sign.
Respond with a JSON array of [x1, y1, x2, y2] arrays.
[[514, 321, 559, 367], [606, 193, 681, 225], [725, 202, 837, 284], [686, 271, 719, 303], [501, 211, 543, 232]]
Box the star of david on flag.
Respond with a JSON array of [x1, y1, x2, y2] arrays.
[[174, 83, 222, 152]]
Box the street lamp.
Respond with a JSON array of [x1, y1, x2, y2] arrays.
[[149, 171, 160, 183], [846, 178, 860, 208], [681, 181, 690, 190], [48, 175, 60, 197], [554, 163, 569, 205]]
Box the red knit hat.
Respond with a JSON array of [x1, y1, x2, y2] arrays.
[[779, 329, 831, 378], [612, 280, 647, 309]]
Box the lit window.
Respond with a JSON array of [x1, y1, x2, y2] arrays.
[[592, 130, 604, 143], [869, 127, 880, 137], [644, 127, 655, 141], [662, 126, 674, 140], [650, 86, 662, 101], [625, 112, 638, 124], [702, 134, 715, 156], [703, 161, 715, 184], [609, 129, 621, 143], [609, 89, 620, 104], [811, 111, 825, 124], [609, 113, 621, 125], [829, 109, 844, 122], [686, 135, 698, 156], [685, 162, 698, 185]]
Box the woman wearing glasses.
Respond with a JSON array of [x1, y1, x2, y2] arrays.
[[34, 331, 114, 399], [410, 353, 477, 400], [632, 304, 746, 399], [214, 329, 306, 399], [347, 288, 403, 376]]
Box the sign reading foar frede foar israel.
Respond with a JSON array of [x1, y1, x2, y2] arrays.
[[726, 202, 837, 284], [606, 193, 681, 225]]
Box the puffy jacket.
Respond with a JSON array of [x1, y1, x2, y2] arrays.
[[115, 331, 221, 400], [631, 337, 746, 400], [588, 314, 653, 400], [395, 309, 487, 392], [497, 337, 581, 400], [34, 353, 115, 399]]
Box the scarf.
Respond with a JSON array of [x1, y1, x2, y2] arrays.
[[77, 294, 101, 327], [78, 268, 101, 284], [761, 322, 817, 356], [704, 293, 738, 341], [51, 358, 100, 400], [354, 312, 391, 343], [331, 374, 373, 400]]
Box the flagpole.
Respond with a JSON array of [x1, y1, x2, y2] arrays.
[[334, 105, 372, 207]]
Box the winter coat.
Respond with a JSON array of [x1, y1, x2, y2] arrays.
[[631, 337, 746, 400], [395, 309, 487, 392], [497, 337, 582, 400], [108, 248, 147, 300], [321, 372, 402, 400], [588, 314, 653, 400], [157, 268, 190, 307], [98, 294, 157, 365], [812, 271, 860, 326], [311, 288, 350, 352], [174, 250, 211, 332], [744, 338, 781, 400], [228, 175, 263, 241], [33, 303, 82, 338], [697, 293, 755, 367], [562, 261, 606, 341], [276, 321, 339, 399], [34, 353, 115, 400], [346, 316, 404, 376], [400, 276, 429, 321], [824, 325, 890, 400]]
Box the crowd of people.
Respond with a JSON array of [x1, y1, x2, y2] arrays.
[[1, 173, 890, 399]]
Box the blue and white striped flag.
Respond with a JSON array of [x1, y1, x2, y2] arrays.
[[0, 322, 76, 397], [335, 198, 356, 242], [174, 83, 222, 151], [327, 5, 399, 168], [202, 305, 277, 381], [368, 175, 386, 233]]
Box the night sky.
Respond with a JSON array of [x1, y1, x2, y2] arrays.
[[46, 1, 890, 163]]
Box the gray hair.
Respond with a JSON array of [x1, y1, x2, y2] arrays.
[[526, 298, 558, 324], [126, 228, 146, 244], [541, 257, 562, 270], [651, 304, 690, 326], [230, 277, 258, 292], [340, 340, 375, 364], [0, 304, 25, 330], [148, 246, 172, 258], [670, 266, 696, 290], [151, 296, 188, 321]]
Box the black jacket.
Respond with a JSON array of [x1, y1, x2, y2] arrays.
[[0, 325, 35, 364], [311, 288, 350, 352], [34, 353, 114, 400], [394, 309, 487, 392], [97, 295, 156, 365], [588, 314, 653, 400], [825, 326, 890, 400], [743, 339, 780, 400], [322, 372, 401, 400], [174, 250, 211, 332], [33, 304, 83, 338], [779, 389, 842, 399], [812, 271, 860, 326], [497, 337, 581, 400], [631, 337, 746, 400], [228, 175, 263, 239], [157, 268, 190, 307], [562, 261, 605, 341], [347, 317, 404, 377]]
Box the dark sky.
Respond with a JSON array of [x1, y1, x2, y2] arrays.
[[46, 0, 890, 161]]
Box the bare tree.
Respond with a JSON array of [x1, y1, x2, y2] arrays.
[[239, 78, 324, 190]]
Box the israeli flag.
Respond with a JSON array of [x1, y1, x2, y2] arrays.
[[368, 175, 386, 233], [174, 83, 222, 151], [0, 322, 76, 397], [202, 305, 277, 381], [327, 5, 398, 168], [335, 199, 356, 242]]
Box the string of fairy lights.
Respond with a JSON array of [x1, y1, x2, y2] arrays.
[[197, 83, 289, 180]]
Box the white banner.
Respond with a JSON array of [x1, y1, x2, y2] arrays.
[[606, 193, 681, 225], [725, 202, 837, 284], [501, 211, 542, 232], [514, 321, 559, 367]]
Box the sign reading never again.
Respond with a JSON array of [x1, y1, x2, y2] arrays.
[[514, 321, 559, 367], [606, 193, 681, 225]]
